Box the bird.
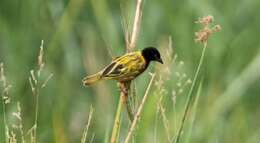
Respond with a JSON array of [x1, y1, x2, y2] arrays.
[[82, 47, 163, 86]]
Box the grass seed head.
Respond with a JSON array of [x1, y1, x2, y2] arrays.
[[195, 15, 221, 45]]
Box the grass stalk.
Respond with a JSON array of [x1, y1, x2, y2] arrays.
[[159, 102, 171, 143], [110, 93, 124, 143], [185, 80, 203, 143], [33, 87, 39, 143], [81, 106, 94, 143], [125, 98, 134, 122], [2, 97, 9, 143], [128, 0, 143, 51], [15, 102, 26, 143], [175, 42, 207, 143], [124, 73, 156, 143], [110, 0, 144, 142], [0, 63, 10, 143], [1, 94, 9, 143], [28, 40, 53, 143]]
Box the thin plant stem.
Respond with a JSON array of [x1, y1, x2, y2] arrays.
[[33, 88, 39, 143], [172, 96, 177, 135], [185, 81, 203, 143], [15, 102, 26, 143], [175, 42, 207, 143], [81, 106, 94, 143], [123, 0, 144, 123], [1, 63, 10, 143], [31, 40, 52, 143], [129, 0, 143, 51], [124, 73, 156, 143], [154, 106, 159, 143], [110, 94, 124, 143], [90, 133, 95, 143], [159, 102, 171, 143], [110, 0, 144, 142], [125, 99, 134, 122], [2, 96, 9, 143]]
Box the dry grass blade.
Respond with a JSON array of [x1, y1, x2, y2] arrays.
[[110, 87, 125, 143], [37, 40, 45, 77], [123, 0, 144, 121], [111, 0, 144, 142], [0, 63, 11, 143], [121, 14, 130, 49], [124, 73, 156, 143], [128, 0, 143, 51], [81, 106, 94, 143], [125, 97, 134, 122]]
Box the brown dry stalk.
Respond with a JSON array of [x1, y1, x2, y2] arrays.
[[128, 0, 143, 51], [123, 0, 144, 122], [110, 82, 132, 143], [124, 73, 156, 143], [110, 84, 128, 143], [110, 0, 144, 142]]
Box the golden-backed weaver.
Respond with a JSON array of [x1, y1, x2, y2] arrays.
[[82, 47, 163, 86]]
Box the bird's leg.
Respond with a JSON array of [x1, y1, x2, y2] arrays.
[[119, 81, 134, 122], [119, 82, 129, 96], [119, 82, 130, 105]]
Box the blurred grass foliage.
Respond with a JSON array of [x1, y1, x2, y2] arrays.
[[1, 0, 260, 143]]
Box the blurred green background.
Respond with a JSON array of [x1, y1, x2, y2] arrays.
[[1, 0, 260, 142]]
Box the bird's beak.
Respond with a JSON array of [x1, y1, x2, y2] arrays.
[[157, 58, 163, 64]]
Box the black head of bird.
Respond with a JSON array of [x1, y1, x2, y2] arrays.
[[141, 47, 163, 64]]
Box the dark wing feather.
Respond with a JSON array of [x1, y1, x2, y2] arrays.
[[101, 52, 146, 81], [102, 62, 117, 76], [109, 64, 124, 75]]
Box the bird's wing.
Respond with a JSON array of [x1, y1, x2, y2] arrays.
[[101, 52, 146, 80]]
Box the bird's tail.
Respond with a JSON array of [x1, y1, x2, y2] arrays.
[[82, 72, 102, 86]]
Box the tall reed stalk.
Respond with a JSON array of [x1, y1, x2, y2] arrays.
[[175, 43, 207, 143], [175, 15, 221, 143], [110, 0, 144, 142]]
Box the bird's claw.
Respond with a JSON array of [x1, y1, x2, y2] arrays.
[[118, 82, 129, 95]]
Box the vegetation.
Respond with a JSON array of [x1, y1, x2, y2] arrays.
[[1, 0, 260, 143]]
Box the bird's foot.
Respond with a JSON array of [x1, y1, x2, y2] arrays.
[[119, 82, 129, 95]]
